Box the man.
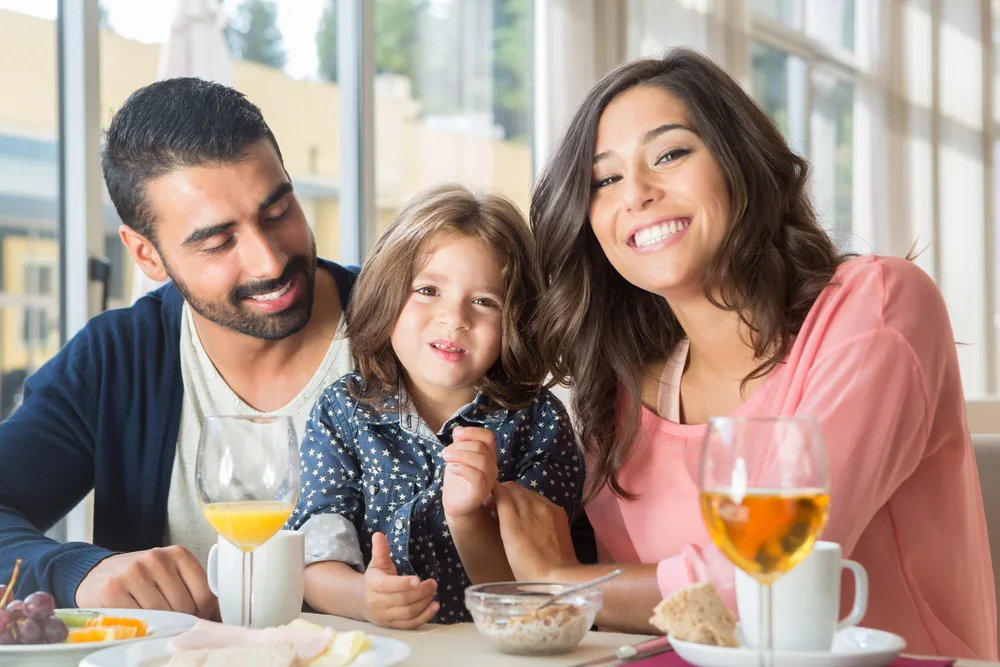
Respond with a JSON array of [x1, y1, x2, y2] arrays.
[[0, 78, 358, 618]]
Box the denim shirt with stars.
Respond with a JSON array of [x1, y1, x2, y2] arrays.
[[286, 372, 584, 624]]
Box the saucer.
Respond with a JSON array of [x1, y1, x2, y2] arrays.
[[668, 626, 906, 667]]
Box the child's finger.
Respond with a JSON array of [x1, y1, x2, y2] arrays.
[[368, 572, 423, 595], [446, 462, 487, 484], [379, 581, 438, 613], [380, 578, 437, 607], [388, 598, 440, 628], [442, 449, 492, 472], [451, 426, 496, 451]]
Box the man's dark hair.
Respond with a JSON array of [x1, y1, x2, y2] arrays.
[[102, 77, 282, 242]]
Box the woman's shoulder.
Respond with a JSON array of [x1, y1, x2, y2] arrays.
[[835, 254, 940, 297], [803, 254, 954, 363]]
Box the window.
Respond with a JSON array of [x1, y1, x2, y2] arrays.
[[101, 0, 345, 289], [750, 0, 860, 244], [369, 0, 535, 237], [627, 0, 862, 245], [0, 1, 61, 419], [100, 0, 535, 276]]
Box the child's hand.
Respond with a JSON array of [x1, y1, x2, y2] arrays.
[[363, 532, 439, 629], [442, 426, 499, 518]]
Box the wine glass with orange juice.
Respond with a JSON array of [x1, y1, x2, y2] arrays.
[[196, 415, 300, 628], [699, 417, 829, 667]]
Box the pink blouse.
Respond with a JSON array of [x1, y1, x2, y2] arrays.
[[585, 255, 997, 660]]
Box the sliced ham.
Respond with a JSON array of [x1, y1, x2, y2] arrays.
[[170, 620, 335, 664]]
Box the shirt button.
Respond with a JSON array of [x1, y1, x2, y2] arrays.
[[395, 519, 403, 530], [232, 397, 240, 407], [369, 485, 377, 495]]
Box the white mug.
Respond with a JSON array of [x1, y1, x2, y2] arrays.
[[207, 529, 305, 628], [736, 541, 868, 651]]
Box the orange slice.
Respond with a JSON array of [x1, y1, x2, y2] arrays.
[[68, 625, 138, 643], [85, 616, 148, 638]]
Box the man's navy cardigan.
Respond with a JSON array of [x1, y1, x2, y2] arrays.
[[0, 260, 358, 605]]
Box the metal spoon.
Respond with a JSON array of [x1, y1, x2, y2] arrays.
[[536, 568, 625, 610]]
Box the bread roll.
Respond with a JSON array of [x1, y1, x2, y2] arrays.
[[648, 581, 739, 647]]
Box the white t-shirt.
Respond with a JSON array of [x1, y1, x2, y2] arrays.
[[164, 302, 353, 565]]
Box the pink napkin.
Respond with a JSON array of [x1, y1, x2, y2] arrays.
[[628, 652, 955, 666]]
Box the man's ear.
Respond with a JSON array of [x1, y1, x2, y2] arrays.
[[119, 224, 169, 283]]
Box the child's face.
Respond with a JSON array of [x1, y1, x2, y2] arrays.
[[391, 232, 504, 406]]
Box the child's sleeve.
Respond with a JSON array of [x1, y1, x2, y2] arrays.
[[286, 383, 366, 572], [514, 392, 586, 522]]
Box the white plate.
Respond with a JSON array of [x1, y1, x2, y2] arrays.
[[79, 633, 412, 667], [669, 626, 906, 667], [0, 608, 197, 667]]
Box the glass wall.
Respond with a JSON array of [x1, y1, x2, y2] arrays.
[[0, 1, 62, 418]]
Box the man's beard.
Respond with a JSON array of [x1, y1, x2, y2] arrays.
[[169, 248, 318, 341]]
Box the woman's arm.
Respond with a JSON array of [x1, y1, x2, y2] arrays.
[[492, 482, 661, 634]]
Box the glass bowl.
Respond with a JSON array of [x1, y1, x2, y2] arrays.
[[464, 582, 602, 655]]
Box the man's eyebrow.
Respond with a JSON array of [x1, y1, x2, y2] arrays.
[[182, 222, 235, 247], [181, 183, 294, 247], [260, 182, 294, 211]]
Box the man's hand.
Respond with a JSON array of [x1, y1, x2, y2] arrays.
[[75, 546, 218, 619], [363, 532, 438, 629], [441, 426, 498, 519]]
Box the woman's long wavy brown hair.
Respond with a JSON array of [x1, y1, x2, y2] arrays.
[[531, 48, 851, 502], [347, 183, 545, 410]]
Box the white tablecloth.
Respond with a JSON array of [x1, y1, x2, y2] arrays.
[[300, 613, 998, 667]]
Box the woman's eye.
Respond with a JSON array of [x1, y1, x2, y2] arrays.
[[415, 286, 439, 296], [473, 297, 499, 308], [592, 174, 621, 191], [656, 148, 691, 165]]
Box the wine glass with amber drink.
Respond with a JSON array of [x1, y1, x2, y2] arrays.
[[698, 417, 829, 667]]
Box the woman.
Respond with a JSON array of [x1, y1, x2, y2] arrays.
[[492, 48, 997, 660]]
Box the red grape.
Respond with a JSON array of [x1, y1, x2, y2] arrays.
[[16, 618, 41, 644], [5, 600, 23, 622], [0, 628, 14, 645], [41, 617, 68, 644], [22, 592, 54, 621]]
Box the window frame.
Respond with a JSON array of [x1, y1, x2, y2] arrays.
[[749, 1, 872, 250]]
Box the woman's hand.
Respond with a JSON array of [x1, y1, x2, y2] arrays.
[[492, 481, 580, 581]]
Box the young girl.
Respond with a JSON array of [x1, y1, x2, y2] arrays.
[[287, 184, 584, 628]]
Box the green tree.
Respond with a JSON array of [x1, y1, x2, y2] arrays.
[[316, 1, 339, 82], [317, 0, 425, 84], [315, 0, 531, 142], [227, 0, 286, 70], [492, 0, 531, 143]]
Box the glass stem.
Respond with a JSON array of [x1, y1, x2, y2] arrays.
[[241, 550, 254, 628], [759, 582, 774, 667]]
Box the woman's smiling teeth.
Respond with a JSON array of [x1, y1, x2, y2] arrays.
[[630, 218, 691, 248]]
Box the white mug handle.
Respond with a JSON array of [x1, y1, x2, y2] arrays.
[[837, 559, 868, 630], [207, 543, 219, 597]]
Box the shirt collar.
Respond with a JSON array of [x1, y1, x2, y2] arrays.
[[359, 383, 509, 433]]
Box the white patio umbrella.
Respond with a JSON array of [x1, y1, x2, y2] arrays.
[[129, 0, 235, 303]]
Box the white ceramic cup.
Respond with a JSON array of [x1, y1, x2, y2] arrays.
[[207, 529, 305, 628], [735, 541, 868, 651]]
